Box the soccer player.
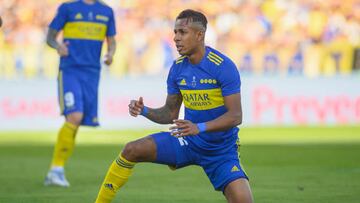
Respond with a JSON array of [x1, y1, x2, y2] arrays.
[[95, 9, 253, 203], [44, 0, 116, 187]]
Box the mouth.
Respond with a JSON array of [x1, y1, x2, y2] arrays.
[[176, 45, 184, 52]]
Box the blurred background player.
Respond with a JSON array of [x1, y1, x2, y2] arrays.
[[44, 0, 116, 187], [95, 9, 253, 203]]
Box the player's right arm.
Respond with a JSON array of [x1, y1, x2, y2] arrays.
[[46, 28, 68, 56], [128, 94, 182, 124], [47, 3, 68, 56]]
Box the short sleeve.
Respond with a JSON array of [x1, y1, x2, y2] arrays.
[[49, 3, 67, 31], [106, 9, 116, 36], [218, 60, 241, 96], [166, 63, 180, 95]]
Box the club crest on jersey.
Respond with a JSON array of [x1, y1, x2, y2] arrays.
[[191, 76, 196, 88], [88, 12, 94, 20]]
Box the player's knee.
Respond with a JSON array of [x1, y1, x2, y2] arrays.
[[224, 179, 253, 203], [65, 112, 83, 126], [226, 194, 253, 203], [121, 141, 141, 162]]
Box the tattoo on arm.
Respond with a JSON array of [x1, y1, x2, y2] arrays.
[[146, 94, 183, 124], [46, 28, 59, 49]]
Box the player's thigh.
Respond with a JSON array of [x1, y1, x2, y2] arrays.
[[121, 135, 157, 162], [58, 69, 83, 115], [150, 132, 196, 168], [201, 147, 249, 192], [224, 178, 253, 203]]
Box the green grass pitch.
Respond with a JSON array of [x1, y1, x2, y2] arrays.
[[0, 126, 359, 203]]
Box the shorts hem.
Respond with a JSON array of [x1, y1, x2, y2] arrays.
[[217, 176, 249, 193]]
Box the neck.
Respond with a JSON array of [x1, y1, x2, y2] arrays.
[[188, 45, 206, 64], [83, 0, 96, 5]]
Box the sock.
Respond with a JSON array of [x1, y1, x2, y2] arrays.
[[95, 155, 136, 203], [50, 122, 78, 168]]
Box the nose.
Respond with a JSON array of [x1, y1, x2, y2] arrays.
[[173, 33, 180, 42]]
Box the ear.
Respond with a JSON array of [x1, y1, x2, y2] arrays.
[[196, 30, 205, 41]]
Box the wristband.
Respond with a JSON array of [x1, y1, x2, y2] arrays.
[[140, 106, 149, 116], [196, 122, 207, 133]]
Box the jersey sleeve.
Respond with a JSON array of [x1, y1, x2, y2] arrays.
[[218, 60, 241, 96], [106, 9, 116, 36], [49, 3, 67, 31], [166, 63, 180, 95]]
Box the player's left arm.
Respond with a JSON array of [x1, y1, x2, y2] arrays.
[[104, 36, 116, 65], [202, 92, 242, 130], [171, 93, 242, 136]]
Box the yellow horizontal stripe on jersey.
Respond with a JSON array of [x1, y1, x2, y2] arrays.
[[63, 22, 107, 41], [180, 88, 224, 110], [209, 52, 224, 62]]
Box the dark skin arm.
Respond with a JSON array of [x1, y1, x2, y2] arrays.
[[170, 93, 242, 137], [128, 94, 183, 124], [104, 36, 116, 65]]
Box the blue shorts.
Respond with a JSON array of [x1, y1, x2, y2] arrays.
[[150, 132, 249, 192], [57, 68, 100, 126]]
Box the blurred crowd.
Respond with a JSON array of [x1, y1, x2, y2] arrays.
[[0, 0, 359, 79]]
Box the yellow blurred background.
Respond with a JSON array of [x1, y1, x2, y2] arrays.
[[0, 0, 359, 79]]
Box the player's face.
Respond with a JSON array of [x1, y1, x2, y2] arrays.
[[173, 18, 202, 56]]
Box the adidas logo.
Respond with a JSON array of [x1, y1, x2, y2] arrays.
[[104, 183, 114, 191], [179, 79, 187, 85], [231, 165, 240, 172], [75, 13, 83, 20]]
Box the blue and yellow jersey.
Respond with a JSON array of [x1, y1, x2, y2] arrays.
[[167, 46, 241, 153], [49, 0, 116, 70]]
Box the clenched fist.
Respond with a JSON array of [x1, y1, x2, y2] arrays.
[[128, 97, 145, 117]]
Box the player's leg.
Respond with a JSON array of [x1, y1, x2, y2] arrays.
[[95, 136, 157, 203], [45, 70, 84, 187], [50, 112, 83, 167], [201, 140, 253, 203], [50, 69, 99, 168], [96, 132, 193, 203], [224, 178, 253, 203]]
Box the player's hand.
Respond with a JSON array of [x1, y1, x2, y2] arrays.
[[57, 41, 69, 56], [128, 97, 144, 117], [170, 119, 199, 137], [104, 53, 113, 65]]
